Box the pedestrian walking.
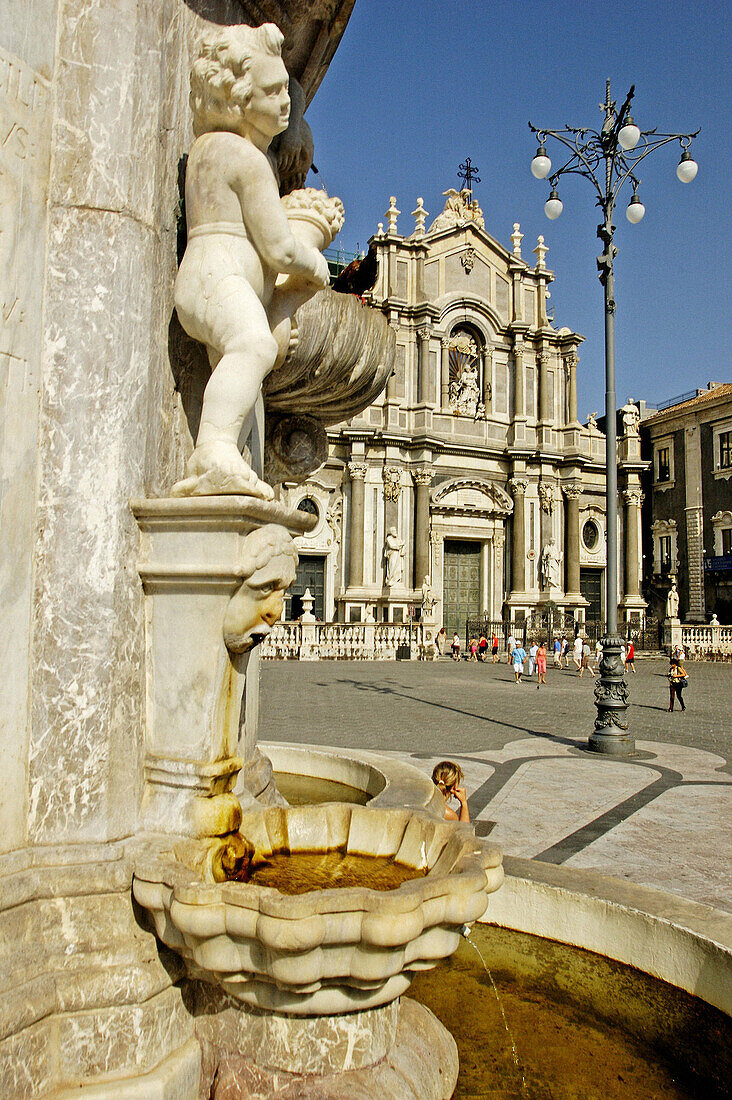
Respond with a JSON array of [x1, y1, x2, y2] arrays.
[[625, 640, 636, 673], [451, 632, 461, 661], [579, 640, 595, 678], [595, 639, 603, 666], [491, 632, 500, 663], [511, 642, 526, 683], [478, 634, 488, 661], [668, 660, 688, 711], [552, 636, 562, 668], [561, 635, 570, 668], [469, 636, 479, 661], [572, 635, 583, 672], [536, 641, 547, 687], [507, 632, 517, 664], [527, 640, 538, 678]]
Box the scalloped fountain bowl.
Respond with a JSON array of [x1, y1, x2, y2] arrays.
[[133, 804, 503, 1016]]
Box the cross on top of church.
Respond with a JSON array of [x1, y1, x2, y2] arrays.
[[458, 157, 481, 195]]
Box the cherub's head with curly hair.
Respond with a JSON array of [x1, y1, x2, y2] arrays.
[[190, 23, 289, 139], [223, 525, 298, 653]]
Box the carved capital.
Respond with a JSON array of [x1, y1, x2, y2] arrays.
[[493, 530, 505, 549], [512, 337, 525, 356], [429, 528, 442, 546], [412, 469, 433, 487], [441, 336, 451, 349], [508, 477, 529, 496], [348, 461, 368, 481], [563, 352, 578, 370], [537, 350, 551, 366], [562, 483, 582, 501], [417, 326, 431, 342], [382, 465, 402, 501], [623, 489, 644, 507]]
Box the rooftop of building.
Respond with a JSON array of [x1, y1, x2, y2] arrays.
[[644, 381, 732, 420]]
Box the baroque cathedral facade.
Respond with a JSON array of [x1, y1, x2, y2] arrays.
[[279, 188, 646, 637]]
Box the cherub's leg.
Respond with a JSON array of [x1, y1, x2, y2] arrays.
[[174, 280, 278, 499]]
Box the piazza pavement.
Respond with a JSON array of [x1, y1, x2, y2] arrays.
[[260, 656, 732, 913]]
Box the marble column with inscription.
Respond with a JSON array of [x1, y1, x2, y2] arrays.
[[348, 461, 367, 587], [509, 478, 528, 592]]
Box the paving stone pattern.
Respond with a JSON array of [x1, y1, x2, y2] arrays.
[[260, 657, 732, 911]]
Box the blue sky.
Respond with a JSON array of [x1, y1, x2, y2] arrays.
[[305, 0, 731, 420]]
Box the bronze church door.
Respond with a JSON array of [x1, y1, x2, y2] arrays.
[[443, 540, 481, 640]]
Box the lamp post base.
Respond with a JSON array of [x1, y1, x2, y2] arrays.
[[588, 633, 635, 756]]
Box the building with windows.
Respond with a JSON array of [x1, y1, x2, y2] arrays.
[[641, 382, 732, 623], [279, 187, 647, 636]]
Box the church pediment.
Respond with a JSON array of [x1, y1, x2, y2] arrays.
[[432, 479, 513, 517]]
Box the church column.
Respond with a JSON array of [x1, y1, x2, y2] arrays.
[[565, 352, 579, 423], [512, 338, 525, 419], [493, 530, 506, 618], [509, 478, 528, 593], [562, 484, 582, 595], [483, 346, 493, 413], [480, 542, 491, 616], [417, 327, 431, 405], [440, 337, 451, 408], [622, 488, 643, 598], [347, 461, 367, 587], [538, 350, 551, 423], [412, 470, 432, 587]]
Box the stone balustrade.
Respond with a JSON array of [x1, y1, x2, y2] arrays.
[[261, 621, 427, 660], [681, 622, 732, 660]]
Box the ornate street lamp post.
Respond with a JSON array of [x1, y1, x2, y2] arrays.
[[529, 81, 699, 755]]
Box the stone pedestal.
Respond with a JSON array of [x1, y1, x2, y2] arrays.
[[131, 496, 314, 840]]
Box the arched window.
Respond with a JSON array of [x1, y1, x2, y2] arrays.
[[448, 325, 486, 418], [297, 497, 319, 520]]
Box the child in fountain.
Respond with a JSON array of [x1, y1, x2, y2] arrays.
[[173, 23, 331, 499], [432, 761, 470, 822]]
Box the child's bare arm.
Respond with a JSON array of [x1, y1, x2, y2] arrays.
[[232, 146, 328, 284]]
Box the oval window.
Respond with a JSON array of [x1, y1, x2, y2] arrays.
[[297, 497, 319, 519], [582, 519, 599, 550]]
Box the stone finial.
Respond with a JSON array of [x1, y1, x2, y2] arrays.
[[412, 197, 428, 237], [386, 196, 400, 235], [511, 223, 524, 257], [376, 222, 385, 237], [534, 235, 548, 270]]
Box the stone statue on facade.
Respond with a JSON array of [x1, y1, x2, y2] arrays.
[[421, 575, 436, 615], [384, 527, 405, 587], [621, 397, 641, 436], [172, 23, 342, 500], [666, 581, 680, 620], [541, 537, 563, 589], [429, 188, 486, 233]]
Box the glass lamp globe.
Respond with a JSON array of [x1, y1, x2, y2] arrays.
[[544, 189, 563, 220], [676, 151, 698, 183], [626, 194, 645, 223], [618, 117, 640, 151], [531, 144, 552, 179]]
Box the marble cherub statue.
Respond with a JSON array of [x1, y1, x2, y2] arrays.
[[173, 23, 331, 499]]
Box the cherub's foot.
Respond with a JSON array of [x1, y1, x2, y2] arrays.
[[172, 441, 275, 500]]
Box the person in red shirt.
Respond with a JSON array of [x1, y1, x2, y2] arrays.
[[625, 640, 636, 673]]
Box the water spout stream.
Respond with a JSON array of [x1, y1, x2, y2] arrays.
[[462, 927, 527, 1094]]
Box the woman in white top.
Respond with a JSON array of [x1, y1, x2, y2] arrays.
[[572, 635, 583, 671]]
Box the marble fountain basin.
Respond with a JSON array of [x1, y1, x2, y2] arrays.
[[133, 803, 503, 1016]]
